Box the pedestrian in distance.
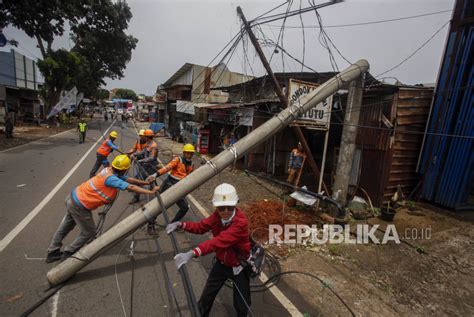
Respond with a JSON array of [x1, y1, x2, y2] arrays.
[[4, 114, 13, 138], [287, 141, 306, 186], [146, 143, 194, 234], [167, 183, 252, 317], [89, 131, 121, 178], [46, 155, 160, 263], [77, 120, 88, 143]]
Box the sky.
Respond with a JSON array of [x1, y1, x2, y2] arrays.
[[2, 0, 455, 95]]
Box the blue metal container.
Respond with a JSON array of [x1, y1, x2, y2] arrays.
[[419, 0, 474, 210]]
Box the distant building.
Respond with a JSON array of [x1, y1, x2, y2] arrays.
[[0, 49, 43, 123], [160, 62, 253, 146]]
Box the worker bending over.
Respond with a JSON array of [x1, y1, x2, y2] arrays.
[[46, 155, 159, 263], [146, 143, 194, 235], [89, 130, 121, 178], [129, 129, 159, 205], [167, 183, 251, 317]]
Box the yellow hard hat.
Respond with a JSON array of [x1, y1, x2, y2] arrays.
[[110, 131, 118, 139], [138, 129, 145, 136], [111, 155, 131, 170], [183, 144, 195, 153]]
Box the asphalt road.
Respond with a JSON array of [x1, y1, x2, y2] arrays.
[[0, 116, 312, 316]]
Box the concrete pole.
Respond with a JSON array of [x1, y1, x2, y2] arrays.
[[332, 75, 365, 203], [47, 60, 369, 286]]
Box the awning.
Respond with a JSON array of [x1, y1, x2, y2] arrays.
[[176, 100, 217, 114]]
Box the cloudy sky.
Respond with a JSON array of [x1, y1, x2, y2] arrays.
[[3, 0, 455, 95]]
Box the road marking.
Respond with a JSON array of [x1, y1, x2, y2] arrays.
[[0, 121, 115, 252], [0, 128, 75, 153], [51, 290, 60, 317], [187, 193, 303, 316]]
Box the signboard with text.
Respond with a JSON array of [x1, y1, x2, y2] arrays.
[[288, 79, 332, 130]]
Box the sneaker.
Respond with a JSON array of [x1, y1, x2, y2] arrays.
[[46, 250, 63, 263], [61, 250, 74, 261]]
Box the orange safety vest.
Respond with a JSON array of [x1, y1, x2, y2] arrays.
[[131, 140, 146, 153], [144, 140, 158, 158], [75, 167, 119, 210], [159, 155, 193, 180], [97, 139, 114, 157]]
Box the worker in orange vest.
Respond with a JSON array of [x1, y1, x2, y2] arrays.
[[89, 130, 121, 178], [127, 129, 147, 159], [146, 143, 194, 235], [129, 129, 159, 205], [46, 155, 159, 263]]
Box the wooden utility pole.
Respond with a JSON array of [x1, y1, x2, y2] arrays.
[[332, 75, 365, 203], [237, 6, 329, 194]]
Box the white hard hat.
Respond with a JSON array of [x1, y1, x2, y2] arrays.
[[212, 183, 239, 207]]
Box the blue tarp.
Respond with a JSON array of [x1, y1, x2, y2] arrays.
[[149, 122, 165, 133]]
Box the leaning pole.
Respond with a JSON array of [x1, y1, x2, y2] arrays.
[[47, 59, 369, 285]]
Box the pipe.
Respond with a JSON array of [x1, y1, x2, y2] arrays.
[[47, 59, 369, 285]]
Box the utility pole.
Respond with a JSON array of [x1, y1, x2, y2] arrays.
[[332, 75, 365, 204], [47, 60, 369, 286], [237, 6, 329, 194]]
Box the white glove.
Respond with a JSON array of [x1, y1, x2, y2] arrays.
[[174, 250, 194, 270], [166, 221, 182, 234]]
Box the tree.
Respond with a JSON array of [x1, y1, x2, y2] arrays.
[[0, 0, 138, 112], [114, 88, 138, 101], [95, 88, 110, 101]]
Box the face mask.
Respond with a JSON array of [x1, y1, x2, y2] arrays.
[[220, 209, 236, 226]]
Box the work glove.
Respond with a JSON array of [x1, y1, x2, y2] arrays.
[[166, 221, 182, 234], [174, 250, 194, 270]]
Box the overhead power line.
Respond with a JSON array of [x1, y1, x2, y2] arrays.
[[264, 9, 452, 29], [376, 20, 451, 78]]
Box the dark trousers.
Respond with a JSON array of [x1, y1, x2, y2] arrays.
[[79, 131, 86, 143], [148, 176, 189, 226], [133, 162, 157, 203], [89, 154, 109, 178], [163, 176, 189, 223], [199, 261, 251, 317]]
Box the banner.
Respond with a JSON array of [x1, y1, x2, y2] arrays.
[[288, 79, 333, 130], [47, 87, 78, 118]]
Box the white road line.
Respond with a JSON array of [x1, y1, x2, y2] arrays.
[[187, 193, 303, 316], [50, 290, 60, 317], [0, 121, 115, 252], [0, 128, 75, 153]]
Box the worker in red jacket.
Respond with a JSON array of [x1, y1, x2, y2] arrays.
[[166, 183, 251, 317]]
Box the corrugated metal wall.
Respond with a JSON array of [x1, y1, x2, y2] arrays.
[[419, 0, 474, 210]]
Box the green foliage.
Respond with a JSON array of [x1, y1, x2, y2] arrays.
[[1, 0, 138, 110], [95, 88, 110, 101], [114, 88, 138, 101]]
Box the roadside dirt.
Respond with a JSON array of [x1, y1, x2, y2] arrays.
[[156, 136, 474, 316], [0, 124, 74, 151]]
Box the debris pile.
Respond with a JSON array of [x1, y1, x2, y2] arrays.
[[244, 200, 315, 241]]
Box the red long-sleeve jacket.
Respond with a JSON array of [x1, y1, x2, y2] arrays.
[[182, 208, 251, 267]]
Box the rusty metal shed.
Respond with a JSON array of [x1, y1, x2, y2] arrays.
[[353, 85, 434, 206]]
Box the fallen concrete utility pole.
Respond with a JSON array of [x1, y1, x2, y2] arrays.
[[47, 59, 369, 286]]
